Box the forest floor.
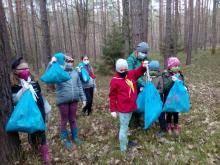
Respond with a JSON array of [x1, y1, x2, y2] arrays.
[[18, 49, 220, 165]]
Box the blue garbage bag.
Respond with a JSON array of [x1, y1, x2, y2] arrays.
[[144, 81, 163, 129], [6, 90, 46, 133], [163, 80, 190, 113], [136, 90, 145, 113], [80, 67, 90, 82], [40, 62, 71, 84]]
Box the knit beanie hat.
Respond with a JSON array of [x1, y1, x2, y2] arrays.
[[149, 60, 160, 71], [115, 59, 128, 73], [167, 57, 180, 69], [136, 42, 150, 54]]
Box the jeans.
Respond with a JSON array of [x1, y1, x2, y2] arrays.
[[119, 112, 132, 152]]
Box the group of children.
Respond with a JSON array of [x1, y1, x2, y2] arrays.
[[10, 53, 96, 164], [8, 48, 186, 163], [109, 56, 185, 152]]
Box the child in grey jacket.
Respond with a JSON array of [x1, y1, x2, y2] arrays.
[[50, 54, 86, 149]]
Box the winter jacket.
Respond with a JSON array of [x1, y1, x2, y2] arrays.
[[56, 69, 86, 105], [109, 66, 146, 113], [77, 62, 96, 89], [11, 79, 46, 122], [127, 52, 149, 89], [162, 70, 184, 103]]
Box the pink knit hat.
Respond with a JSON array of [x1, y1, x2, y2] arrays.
[[167, 57, 180, 69]]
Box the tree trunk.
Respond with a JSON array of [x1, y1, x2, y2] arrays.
[[8, 0, 18, 55], [164, 0, 173, 67], [184, 0, 188, 53], [186, 0, 194, 65], [23, 0, 33, 62], [93, 0, 97, 60], [30, 0, 40, 73], [143, 0, 149, 42], [64, 0, 74, 57], [211, 0, 217, 55], [59, 1, 67, 52], [0, 0, 20, 163], [16, 0, 25, 57], [122, 0, 130, 55], [52, 0, 61, 51], [130, 0, 143, 48], [117, 0, 121, 25], [159, 0, 164, 55], [194, 0, 200, 53], [174, 0, 179, 54], [39, 0, 52, 65]]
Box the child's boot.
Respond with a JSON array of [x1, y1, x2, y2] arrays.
[[60, 130, 73, 149], [39, 144, 50, 164], [174, 124, 181, 136], [71, 128, 82, 145]]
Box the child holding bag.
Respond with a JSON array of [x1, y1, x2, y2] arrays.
[[109, 59, 147, 152], [11, 57, 50, 164], [50, 54, 86, 149]]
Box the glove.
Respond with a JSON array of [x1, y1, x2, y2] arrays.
[[94, 88, 97, 93], [111, 112, 117, 118], [82, 101, 86, 107], [172, 76, 178, 81], [142, 60, 149, 68], [140, 87, 144, 91], [50, 57, 57, 64], [76, 67, 81, 72]]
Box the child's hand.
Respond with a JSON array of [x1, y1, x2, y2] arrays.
[[76, 67, 81, 72], [82, 101, 86, 107], [111, 112, 117, 118], [172, 75, 178, 81], [142, 60, 149, 68], [50, 57, 57, 64]]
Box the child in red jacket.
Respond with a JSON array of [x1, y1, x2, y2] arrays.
[[109, 59, 147, 152]]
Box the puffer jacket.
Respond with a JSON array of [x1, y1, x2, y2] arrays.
[[56, 70, 86, 105]]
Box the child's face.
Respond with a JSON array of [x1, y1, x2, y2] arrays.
[[118, 68, 128, 73]]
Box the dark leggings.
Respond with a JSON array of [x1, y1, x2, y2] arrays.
[[166, 112, 179, 125], [28, 131, 46, 145], [82, 87, 94, 115]]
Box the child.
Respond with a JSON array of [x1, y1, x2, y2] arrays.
[[109, 59, 147, 152], [148, 60, 166, 137], [11, 57, 50, 164], [77, 55, 96, 116], [50, 54, 86, 149], [163, 57, 184, 135]]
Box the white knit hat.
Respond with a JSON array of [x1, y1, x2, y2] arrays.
[[115, 59, 128, 73]]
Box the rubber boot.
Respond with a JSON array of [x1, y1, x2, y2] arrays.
[[60, 130, 73, 149], [39, 144, 50, 164], [71, 128, 82, 145]]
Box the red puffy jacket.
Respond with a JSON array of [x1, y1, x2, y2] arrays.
[[109, 66, 146, 113]]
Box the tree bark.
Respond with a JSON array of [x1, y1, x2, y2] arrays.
[[0, 0, 20, 163], [122, 0, 130, 55], [164, 0, 173, 67], [59, 1, 67, 52], [64, 0, 74, 57], [39, 0, 52, 65], [143, 0, 149, 42], [194, 0, 201, 53], [211, 0, 217, 54], [186, 0, 194, 65], [184, 0, 188, 53]]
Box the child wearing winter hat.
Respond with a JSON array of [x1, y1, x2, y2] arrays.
[[11, 57, 50, 164], [49, 52, 86, 149], [109, 58, 147, 152], [149, 60, 166, 137], [163, 57, 184, 135]]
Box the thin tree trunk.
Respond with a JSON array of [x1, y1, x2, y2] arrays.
[[59, 1, 67, 52], [159, 0, 164, 55], [23, 0, 33, 62], [117, 0, 121, 25], [52, 0, 61, 51], [143, 0, 149, 42], [39, 0, 52, 65], [184, 0, 188, 52], [93, 0, 97, 60], [204, 0, 209, 50], [194, 0, 200, 53], [122, 0, 130, 55], [64, 0, 74, 57], [0, 0, 20, 163], [211, 0, 217, 54], [186, 0, 194, 65], [8, 0, 18, 55], [30, 0, 40, 73], [164, 0, 173, 67]]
